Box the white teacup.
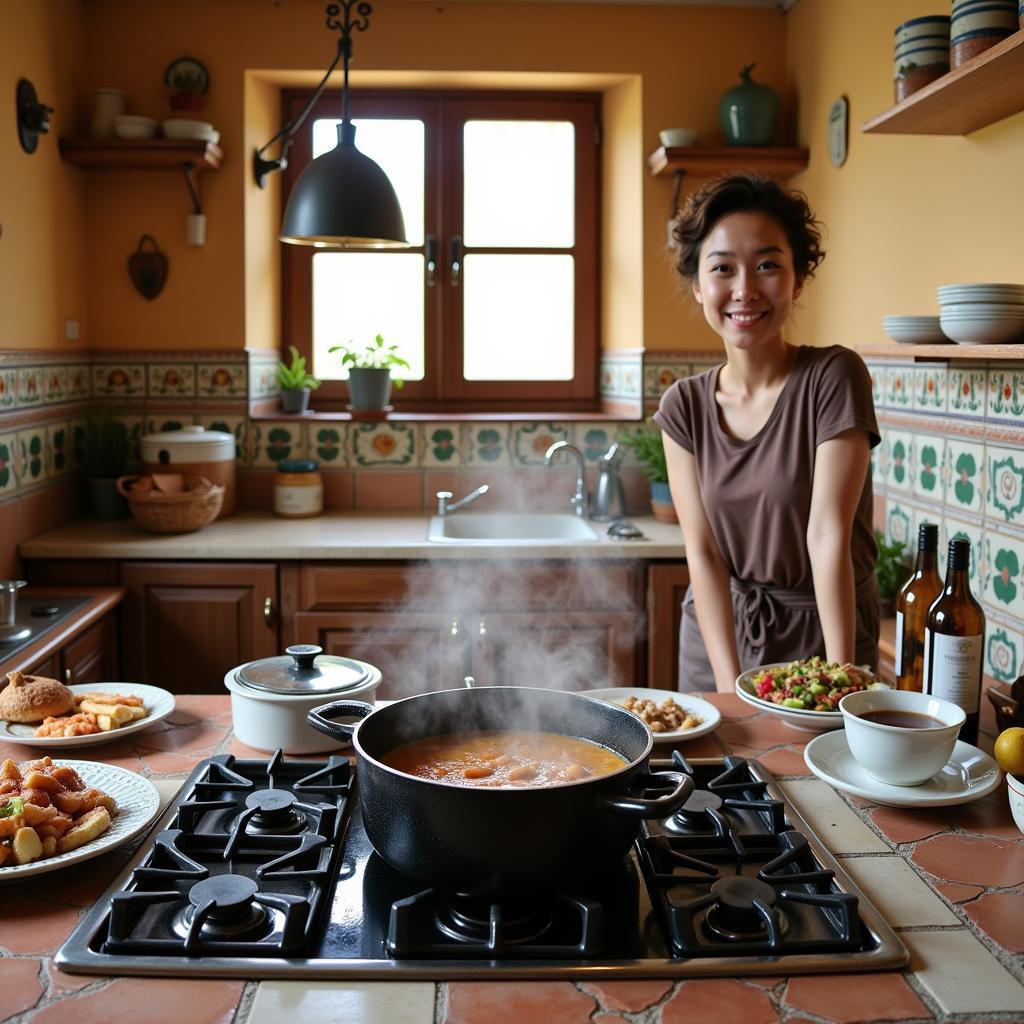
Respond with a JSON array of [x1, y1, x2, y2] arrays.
[[839, 689, 965, 786]]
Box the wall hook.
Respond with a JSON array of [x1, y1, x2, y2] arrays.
[[16, 79, 54, 154]]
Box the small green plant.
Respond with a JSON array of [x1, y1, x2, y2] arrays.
[[617, 422, 667, 484], [329, 334, 411, 389], [276, 345, 321, 391], [80, 409, 132, 479], [874, 529, 912, 601]]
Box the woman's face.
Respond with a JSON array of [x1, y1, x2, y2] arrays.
[[692, 210, 802, 353]]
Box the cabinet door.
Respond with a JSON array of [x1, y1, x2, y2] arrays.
[[293, 611, 468, 700], [61, 614, 119, 686], [472, 610, 641, 689], [121, 563, 278, 694], [647, 563, 689, 690]]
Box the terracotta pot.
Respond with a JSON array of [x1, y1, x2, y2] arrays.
[[650, 481, 677, 523]]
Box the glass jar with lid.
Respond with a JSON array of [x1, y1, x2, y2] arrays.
[[274, 459, 323, 518]]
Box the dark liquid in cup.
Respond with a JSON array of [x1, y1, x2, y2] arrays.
[[857, 709, 946, 729]]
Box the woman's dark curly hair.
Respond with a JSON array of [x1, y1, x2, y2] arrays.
[[672, 172, 825, 284]]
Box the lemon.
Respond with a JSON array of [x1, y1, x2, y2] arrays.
[[993, 727, 1024, 776]]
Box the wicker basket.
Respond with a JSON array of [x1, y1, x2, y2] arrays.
[[117, 475, 224, 534]]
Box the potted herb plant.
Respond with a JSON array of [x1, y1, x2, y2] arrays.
[[329, 333, 410, 412], [79, 409, 133, 519], [618, 422, 676, 523], [874, 529, 912, 616], [277, 345, 321, 414]]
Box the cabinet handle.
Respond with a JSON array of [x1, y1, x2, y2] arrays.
[[450, 618, 460, 638], [64, 669, 72, 683], [426, 234, 438, 288], [264, 596, 274, 628], [450, 235, 462, 287], [478, 618, 487, 637]]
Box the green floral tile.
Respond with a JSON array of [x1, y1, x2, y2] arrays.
[[513, 423, 570, 465], [0, 433, 17, 495], [42, 365, 67, 404], [467, 425, 511, 466], [93, 364, 145, 398], [947, 366, 986, 416], [419, 424, 462, 468], [351, 423, 415, 467], [16, 427, 48, 484], [147, 364, 196, 398], [987, 367, 1024, 425], [644, 363, 689, 401], [945, 438, 985, 514], [312, 425, 347, 467], [46, 423, 68, 476], [887, 429, 912, 493], [986, 623, 1022, 684], [17, 367, 42, 406], [0, 370, 15, 408], [912, 365, 947, 413], [252, 421, 303, 468], [575, 425, 616, 462], [884, 365, 913, 408], [867, 363, 884, 409], [886, 502, 912, 550], [67, 365, 90, 399], [198, 364, 247, 397], [871, 424, 888, 485], [144, 416, 192, 436], [249, 360, 279, 400], [941, 516, 983, 586], [602, 357, 643, 400], [987, 443, 1024, 524], [197, 416, 245, 465], [982, 529, 1024, 622], [912, 434, 944, 499]]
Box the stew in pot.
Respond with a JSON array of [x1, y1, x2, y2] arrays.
[[381, 730, 628, 787]]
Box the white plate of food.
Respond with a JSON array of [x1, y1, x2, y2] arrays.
[[585, 688, 721, 741], [0, 758, 161, 881], [0, 682, 175, 748], [735, 658, 887, 732]]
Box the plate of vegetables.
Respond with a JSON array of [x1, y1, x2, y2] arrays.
[[735, 657, 888, 731]]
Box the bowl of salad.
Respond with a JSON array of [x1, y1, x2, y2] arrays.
[[735, 657, 888, 731]]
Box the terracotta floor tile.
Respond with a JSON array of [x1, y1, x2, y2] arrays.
[[869, 806, 950, 844], [783, 972, 929, 1022], [81, 740, 146, 771], [715, 694, 762, 719], [912, 834, 1024, 887], [593, 1015, 630, 1024], [167, 695, 228, 720], [584, 980, 672, 1012], [662, 979, 778, 1024], [28, 978, 245, 1024], [755, 747, 812, 776], [718, 717, 805, 750], [964, 891, 1024, 951], [38, 849, 134, 907], [0, 957, 44, 1017], [943, 790, 1023, 841], [0, 738, 50, 762], [0, 895, 81, 954], [46, 962, 100, 995], [936, 880, 985, 903], [444, 981, 596, 1023]]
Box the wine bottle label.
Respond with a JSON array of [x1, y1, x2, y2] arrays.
[[923, 630, 983, 713], [894, 610, 904, 676]]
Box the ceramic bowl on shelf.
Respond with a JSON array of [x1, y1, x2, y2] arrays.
[[938, 282, 1024, 305], [940, 308, 1024, 344], [112, 115, 159, 139], [659, 127, 699, 148], [882, 315, 948, 344], [162, 118, 218, 142]]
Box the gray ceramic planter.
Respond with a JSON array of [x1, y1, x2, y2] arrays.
[[347, 368, 393, 410], [280, 387, 311, 414]]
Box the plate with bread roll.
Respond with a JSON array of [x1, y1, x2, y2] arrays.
[[0, 675, 175, 748]]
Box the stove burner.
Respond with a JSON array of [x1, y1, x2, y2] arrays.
[[173, 875, 271, 944], [0, 625, 31, 643], [239, 789, 308, 835], [704, 876, 782, 942], [673, 789, 723, 824], [435, 893, 553, 946]]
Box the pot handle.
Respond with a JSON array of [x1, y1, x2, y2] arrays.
[[306, 699, 375, 743], [600, 769, 693, 818]]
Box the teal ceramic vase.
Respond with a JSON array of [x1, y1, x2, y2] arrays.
[[720, 64, 780, 147]]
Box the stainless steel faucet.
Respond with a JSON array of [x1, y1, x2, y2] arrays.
[[544, 441, 587, 517], [436, 484, 489, 516]]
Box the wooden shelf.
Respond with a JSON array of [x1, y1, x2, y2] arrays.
[[860, 342, 1024, 360], [862, 30, 1024, 135], [647, 145, 810, 179], [59, 137, 223, 171]]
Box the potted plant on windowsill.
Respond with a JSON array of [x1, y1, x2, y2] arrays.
[[618, 422, 676, 524], [277, 345, 321, 414], [329, 334, 410, 417], [80, 409, 133, 520]]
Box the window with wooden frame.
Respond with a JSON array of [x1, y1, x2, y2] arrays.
[[281, 90, 601, 412]]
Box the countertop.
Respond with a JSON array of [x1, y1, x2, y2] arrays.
[[18, 512, 685, 561], [1, 695, 1022, 1024]]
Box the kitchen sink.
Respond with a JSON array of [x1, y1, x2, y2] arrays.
[[427, 512, 600, 544]]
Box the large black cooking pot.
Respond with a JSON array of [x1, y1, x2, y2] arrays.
[[307, 686, 693, 896]]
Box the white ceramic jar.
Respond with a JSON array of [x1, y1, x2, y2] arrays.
[[91, 87, 126, 139], [224, 644, 381, 754], [140, 425, 236, 517]]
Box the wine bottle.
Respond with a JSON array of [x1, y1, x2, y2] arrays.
[[923, 538, 985, 745], [895, 523, 942, 692]]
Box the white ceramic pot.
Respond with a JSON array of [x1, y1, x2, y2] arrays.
[[225, 644, 382, 755], [140, 424, 236, 517]]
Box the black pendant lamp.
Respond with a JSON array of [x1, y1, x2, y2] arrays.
[[253, 1, 408, 249]]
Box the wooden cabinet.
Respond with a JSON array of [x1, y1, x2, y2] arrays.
[[646, 562, 689, 690], [283, 561, 646, 700], [60, 615, 118, 685], [121, 563, 278, 694]]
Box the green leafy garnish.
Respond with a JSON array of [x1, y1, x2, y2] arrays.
[[0, 797, 24, 818]]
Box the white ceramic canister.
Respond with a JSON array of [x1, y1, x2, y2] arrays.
[[274, 459, 323, 518], [140, 424, 236, 518], [91, 87, 126, 139], [224, 644, 382, 754]]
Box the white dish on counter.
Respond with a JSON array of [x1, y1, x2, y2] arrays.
[[735, 664, 847, 732], [0, 682, 175, 748], [0, 760, 160, 881], [803, 731, 1002, 808], [585, 688, 721, 741]]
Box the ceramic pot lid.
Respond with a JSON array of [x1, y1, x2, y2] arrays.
[[236, 644, 372, 695]]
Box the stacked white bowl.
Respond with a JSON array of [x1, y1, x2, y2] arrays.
[[882, 315, 947, 345], [939, 283, 1024, 344]]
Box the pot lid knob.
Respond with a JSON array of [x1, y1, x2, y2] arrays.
[[287, 643, 322, 672]]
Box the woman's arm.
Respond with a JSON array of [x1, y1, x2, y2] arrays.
[[663, 433, 741, 693], [806, 428, 872, 664]]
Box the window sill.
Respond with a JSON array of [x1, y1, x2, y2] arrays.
[[249, 405, 643, 423]]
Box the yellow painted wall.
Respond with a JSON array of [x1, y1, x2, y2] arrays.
[[785, 0, 1024, 350], [1, 0, 86, 351]]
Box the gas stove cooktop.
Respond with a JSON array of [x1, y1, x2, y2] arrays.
[[56, 751, 909, 979], [0, 596, 89, 664]]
